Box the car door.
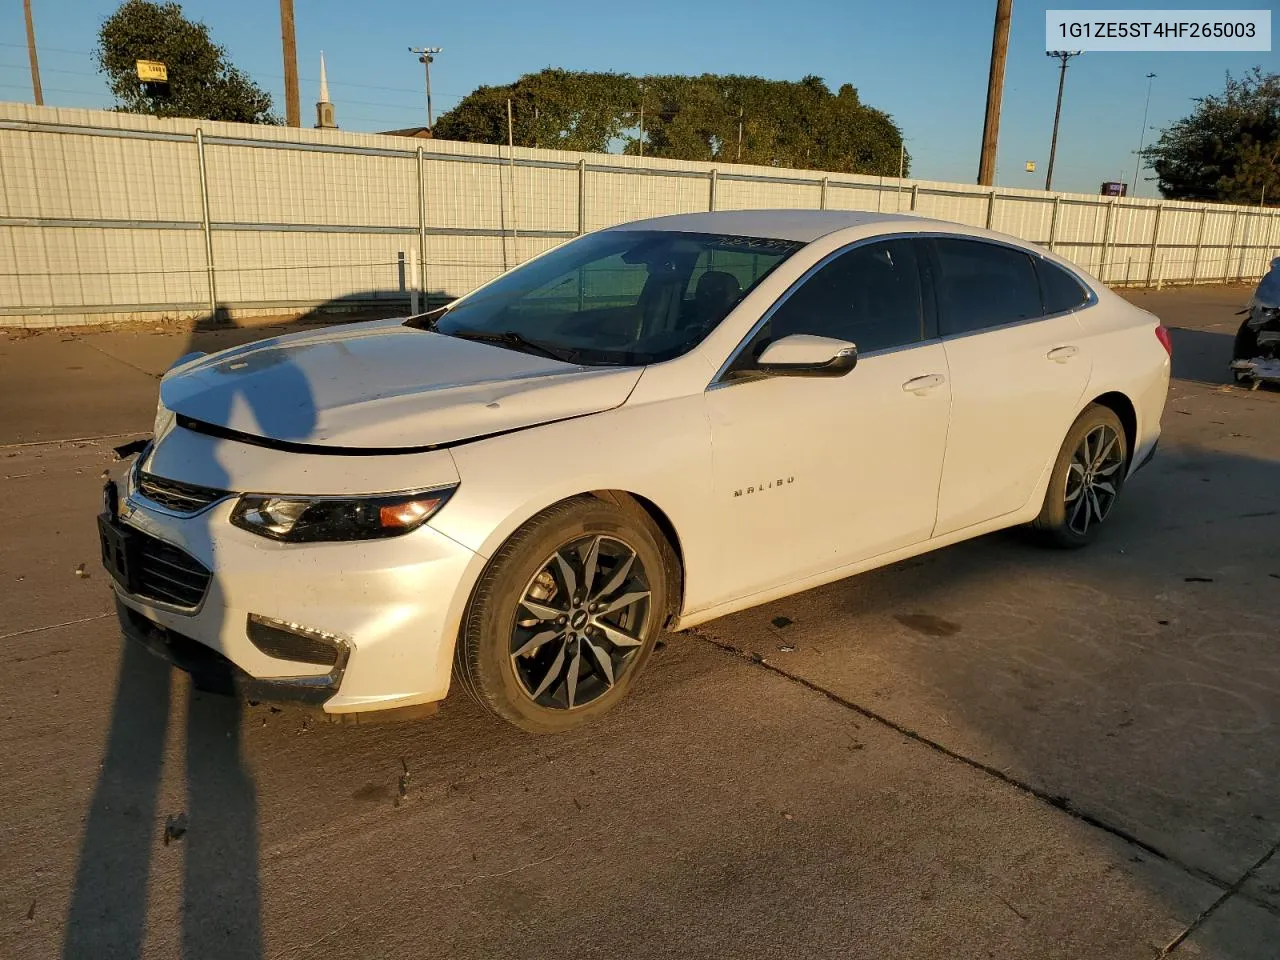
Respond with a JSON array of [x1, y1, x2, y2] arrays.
[[929, 237, 1093, 537], [703, 237, 952, 605]]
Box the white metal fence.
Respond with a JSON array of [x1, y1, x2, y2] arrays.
[[2, 102, 1277, 328]]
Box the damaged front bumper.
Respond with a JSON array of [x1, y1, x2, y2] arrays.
[[116, 598, 347, 706]]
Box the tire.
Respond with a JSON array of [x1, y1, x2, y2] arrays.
[[1032, 404, 1129, 549], [1232, 317, 1259, 362], [453, 495, 674, 733]]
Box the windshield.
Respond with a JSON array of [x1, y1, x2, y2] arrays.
[[416, 230, 802, 365]]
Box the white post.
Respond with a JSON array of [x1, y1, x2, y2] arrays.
[[409, 249, 421, 315], [195, 129, 217, 312], [507, 98, 519, 252], [417, 145, 428, 307]]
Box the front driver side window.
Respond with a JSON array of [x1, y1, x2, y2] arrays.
[[753, 239, 925, 359]]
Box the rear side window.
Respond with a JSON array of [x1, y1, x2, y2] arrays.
[[932, 238, 1042, 336], [763, 239, 924, 354], [1035, 258, 1090, 314]]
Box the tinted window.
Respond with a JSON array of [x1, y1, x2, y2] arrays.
[[685, 247, 779, 300], [761, 239, 924, 354], [933, 238, 1041, 336], [428, 230, 800, 366], [1036, 258, 1090, 314]]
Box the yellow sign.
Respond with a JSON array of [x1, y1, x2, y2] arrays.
[[1025, 160, 1037, 173], [135, 60, 168, 82]]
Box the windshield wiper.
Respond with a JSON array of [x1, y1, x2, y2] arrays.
[[446, 328, 580, 364]]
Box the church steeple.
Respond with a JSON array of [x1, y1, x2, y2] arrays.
[[315, 52, 336, 129]]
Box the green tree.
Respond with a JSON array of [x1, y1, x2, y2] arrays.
[[434, 69, 907, 177], [1142, 68, 1279, 205], [96, 0, 278, 124]]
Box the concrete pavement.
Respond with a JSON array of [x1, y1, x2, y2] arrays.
[[1, 286, 1277, 959]]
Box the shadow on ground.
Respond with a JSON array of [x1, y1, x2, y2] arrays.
[[1167, 326, 1236, 385]]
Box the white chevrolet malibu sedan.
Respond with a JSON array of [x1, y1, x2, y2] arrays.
[[100, 210, 1170, 732]]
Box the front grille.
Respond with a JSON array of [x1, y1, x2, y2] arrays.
[[131, 528, 212, 609], [137, 471, 228, 514]]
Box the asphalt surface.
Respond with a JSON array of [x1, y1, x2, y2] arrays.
[[1, 286, 1278, 960]]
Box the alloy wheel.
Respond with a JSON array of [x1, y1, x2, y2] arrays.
[[1064, 424, 1124, 535], [510, 535, 652, 710]]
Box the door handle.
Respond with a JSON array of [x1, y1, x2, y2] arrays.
[[901, 373, 946, 393], [1047, 345, 1079, 363]]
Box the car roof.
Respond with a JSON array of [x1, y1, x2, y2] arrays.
[[608, 209, 972, 243]]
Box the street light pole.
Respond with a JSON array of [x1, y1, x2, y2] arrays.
[[409, 47, 443, 130], [1044, 50, 1081, 192], [1131, 72, 1156, 197]]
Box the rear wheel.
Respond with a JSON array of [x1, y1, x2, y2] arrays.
[[454, 496, 672, 733], [1033, 405, 1128, 548]]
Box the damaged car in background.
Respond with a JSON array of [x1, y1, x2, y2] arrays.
[[98, 210, 1171, 733], [1232, 255, 1280, 389]]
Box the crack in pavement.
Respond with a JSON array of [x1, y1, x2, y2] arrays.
[[0, 613, 111, 643], [689, 625, 1280, 922], [1160, 840, 1280, 956], [0, 432, 142, 452], [76, 337, 164, 381]]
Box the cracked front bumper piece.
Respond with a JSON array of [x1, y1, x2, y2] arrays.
[[116, 599, 348, 706]]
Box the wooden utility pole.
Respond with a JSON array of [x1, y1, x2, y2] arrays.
[[977, 0, 1013, 185], [24, 0, 43, 106], [279, 0, 300, 127], [1044, 51, 1081, 192]]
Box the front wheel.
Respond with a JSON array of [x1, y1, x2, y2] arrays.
[[1033, 405, 1129, 548], [454, 496, 673, 733]]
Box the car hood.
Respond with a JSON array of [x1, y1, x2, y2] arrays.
[[159, 320, 643, 450]]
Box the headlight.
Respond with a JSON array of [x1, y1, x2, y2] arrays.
[[230, 487, 455, 543]]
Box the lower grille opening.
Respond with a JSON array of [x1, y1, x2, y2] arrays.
[[246, 615, 346, 667], [131, 528, 212, 609]]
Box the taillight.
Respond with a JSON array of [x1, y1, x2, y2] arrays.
[[1154, 325, 1173, 357]]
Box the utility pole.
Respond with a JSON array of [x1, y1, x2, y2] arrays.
[[737, 107, 744, 162], [977, 0, 1013, 185], [1131, 72, 1156, 197], [23, 0, 43, 105], [1044, 50, 1082, 192], [409, 47, 443, 130], [279, 0, 300, 127]]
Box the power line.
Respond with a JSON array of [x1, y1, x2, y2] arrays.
[[0, 41, 463, 99], [0, 40, 89, 56]]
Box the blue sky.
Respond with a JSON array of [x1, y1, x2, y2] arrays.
[[2, 0, 1276, 196]]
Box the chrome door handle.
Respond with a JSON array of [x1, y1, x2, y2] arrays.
[[1047, 345, 1079, 363], [902, 373, 946, 393]]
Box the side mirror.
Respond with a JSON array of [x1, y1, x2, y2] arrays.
[[754, 334, 858, 378]]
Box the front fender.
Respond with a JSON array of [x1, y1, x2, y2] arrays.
[[430, 395, 714, 614]]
